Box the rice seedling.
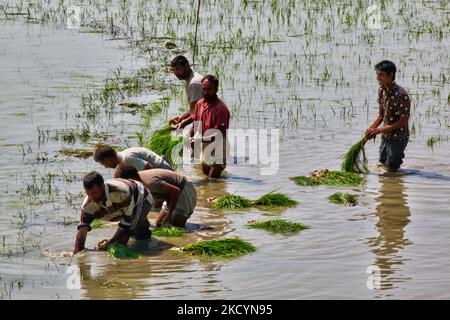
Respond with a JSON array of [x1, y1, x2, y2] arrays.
[[181, 238, 256, 258], [59, 148, 93, 159], [152, 225, 185, 237], [106, 243, 140, 260], [91, 219, 105, 229], [341, 137, 368, 173], [212, 194, 254, 209], [328, 192, 358, 206], [247, 219, 309, 235], [253, 191, 298, 208], [290, 170, 364, 187], [147, 126, 183, 168]]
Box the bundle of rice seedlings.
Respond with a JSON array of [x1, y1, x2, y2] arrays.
[[212, 194, 253, 209], [147, 126, 183, 167], [247, 219, 309, 235], [106, 243, 140, 260], [152, 225, 185, 237], [181, 238, 256, 258], [328, 192, 358, 206], [341, 137, 368, 173], [253, 191, 298, 208], [290, 170, 364, 187]]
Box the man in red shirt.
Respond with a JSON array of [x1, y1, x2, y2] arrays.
[[177, 75, 230, 178]]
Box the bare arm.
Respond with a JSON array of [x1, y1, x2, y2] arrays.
[[73, 227, 89, 254], [155, 182, 182, 226]]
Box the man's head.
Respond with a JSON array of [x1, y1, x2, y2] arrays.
[[83, 171, 105, 202], [114, 163, 141, 181], [375, 60, 396, 87], [201, 74, 219, 102], [170, 55, 191, 80], [94, 145, 119, 169]]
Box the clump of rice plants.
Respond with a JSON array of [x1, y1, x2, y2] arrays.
[[147, 126, 183, 167], [91, 219, 105, 229], [106, 243, 140, 260], [341, 137, 368, 173], [181, 238, 256, 258], [247, 219, 309, 235], [290, 170, 364, 187], [253, 191, 298, 208], [152, 225, 185, 237], [212, 191, 298, 209], [212, 194, 254, 209], [328, 192, 358, 206]]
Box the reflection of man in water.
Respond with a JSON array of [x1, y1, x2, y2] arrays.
[[368, 176, 411, 290]]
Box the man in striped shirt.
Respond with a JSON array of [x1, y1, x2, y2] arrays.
[[73, 171, 153, 254]]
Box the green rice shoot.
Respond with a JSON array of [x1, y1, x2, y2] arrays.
[[341, 137, 368, 173], [253, 191, 298, 208], [212, 192, 297, 209], [91, 219, 105, 229], [152, 224, 185, 237], [212, 194, 253, 209], [106, 243, 140, 260], [247, 219, 309, 235], [328, 192, 358, 206], [181, 238, 256, 258], [290, 170, 364, 187], [147, 126, 183, 168]]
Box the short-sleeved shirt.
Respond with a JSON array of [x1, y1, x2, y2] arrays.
[[118, 147, 173, 171], [138, 169, 187, 201], [378, 83, 411, 141], [79, 178, 151, 231], [191, 97, 230, 138], [186, 71, 203, 104]]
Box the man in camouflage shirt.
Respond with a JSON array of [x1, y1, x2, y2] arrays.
[[365, 60, 411, 172]]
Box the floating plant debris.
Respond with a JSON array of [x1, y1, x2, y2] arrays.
[[59, 148, 93, 159]]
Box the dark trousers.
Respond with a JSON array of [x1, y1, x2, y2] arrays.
[[379, 137, 408, 171]]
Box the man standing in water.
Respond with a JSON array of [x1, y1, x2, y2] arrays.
[[169, 55, 204, 127], [73, 172, 153, 254], [365, 60, 411, 173], [177, 75, 230, 178]]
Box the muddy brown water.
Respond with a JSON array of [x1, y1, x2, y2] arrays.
[[0, 0, 449, 299]]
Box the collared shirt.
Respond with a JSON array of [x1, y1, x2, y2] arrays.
[[185, 71, 203, 104], [118, 147, 173, 171], [78, 178, 152, 231], [191, 97, 230, 137], [378, 82, 411, 141]]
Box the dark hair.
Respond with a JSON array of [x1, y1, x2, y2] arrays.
[[83, 171, 104, 189], [375, 60, 397, 80], [114, 163, 141, 181], [201, 74, 219, 90], [94, 145, 117, 162], [170, 55, 189, 67]]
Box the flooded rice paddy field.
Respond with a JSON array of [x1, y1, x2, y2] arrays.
[[0, 0, 449, 299]]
